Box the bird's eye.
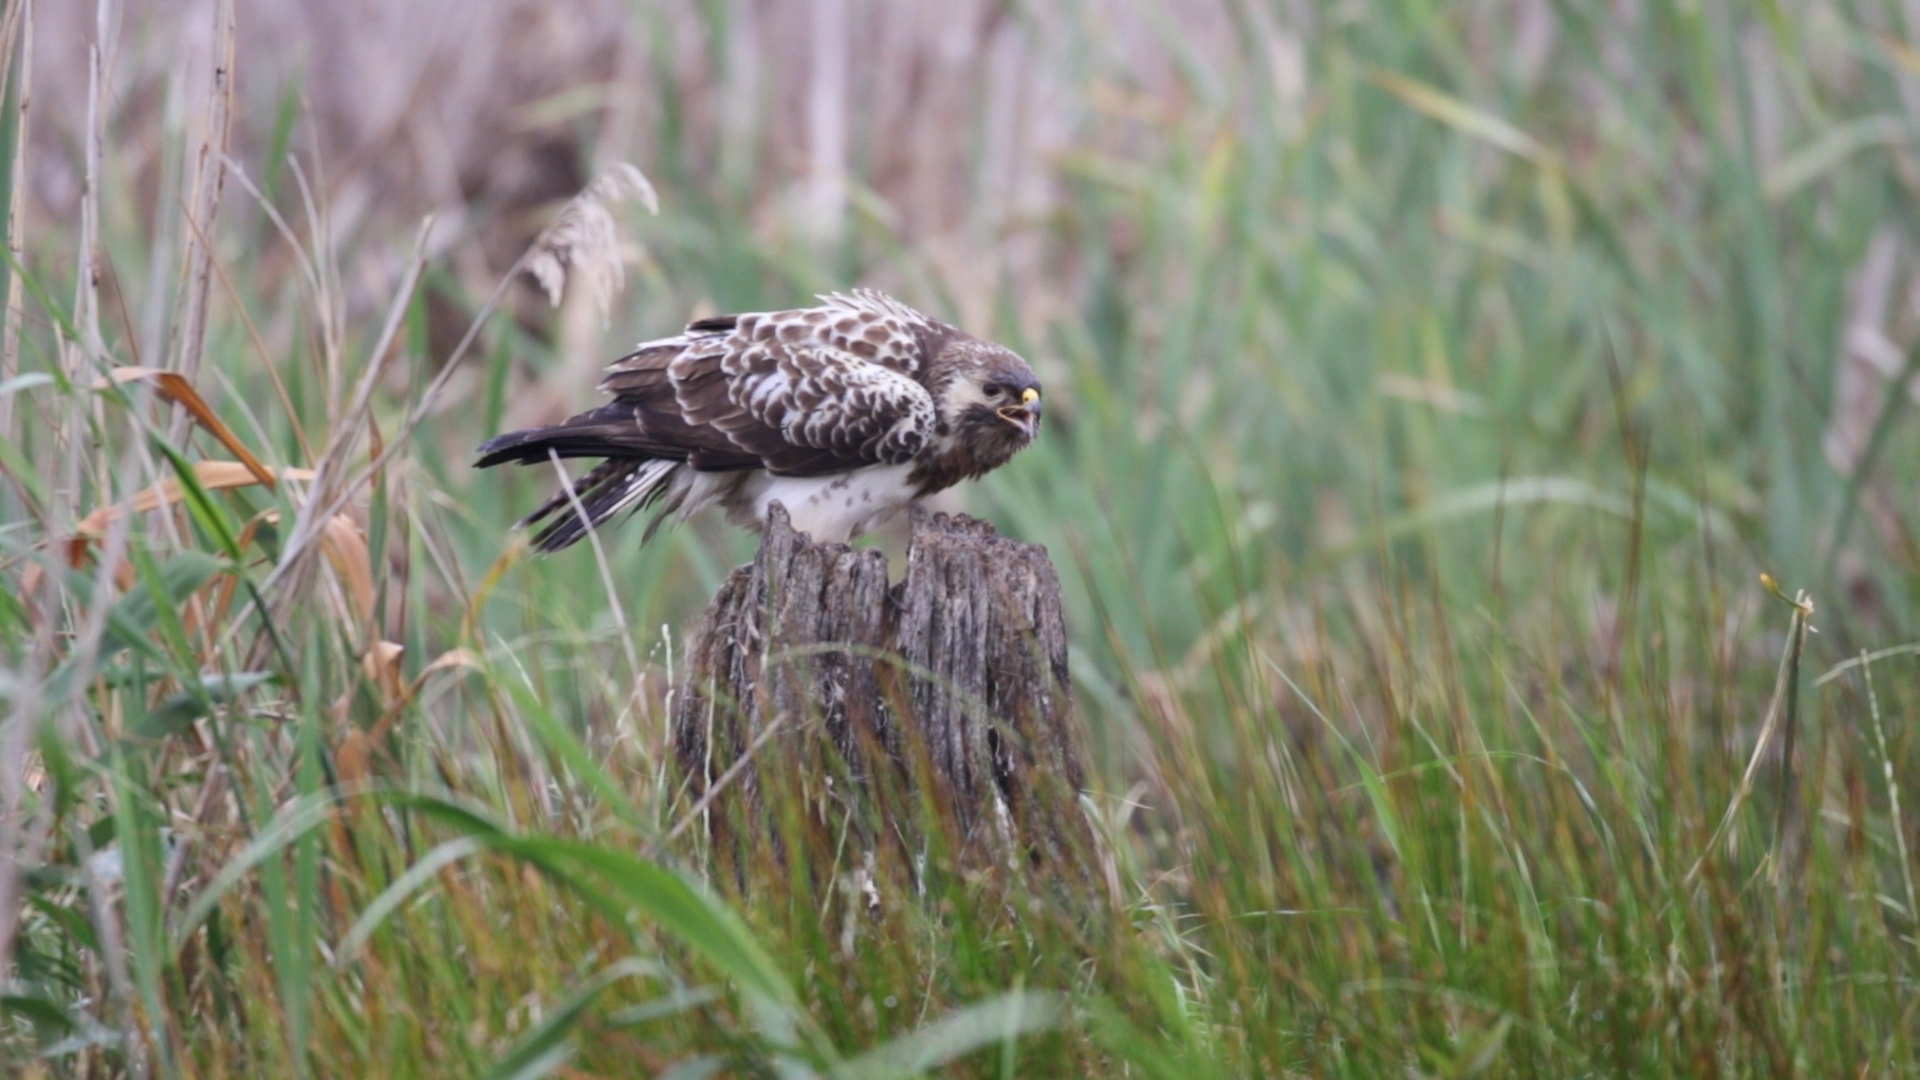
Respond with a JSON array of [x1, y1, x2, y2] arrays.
[[983, 383, 1004, 398]]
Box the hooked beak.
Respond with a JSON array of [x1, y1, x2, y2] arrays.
[[996, 390, 1042, 437]]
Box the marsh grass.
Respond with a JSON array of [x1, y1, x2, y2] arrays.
[[4, 1, 1920, 1076]]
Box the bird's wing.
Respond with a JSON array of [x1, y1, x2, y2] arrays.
[[588, 304, 940, 477]]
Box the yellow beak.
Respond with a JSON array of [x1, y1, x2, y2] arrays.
[[996, 389, 1042, 432]]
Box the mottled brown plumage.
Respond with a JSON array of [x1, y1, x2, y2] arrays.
[[475, 289, 1043, 551]]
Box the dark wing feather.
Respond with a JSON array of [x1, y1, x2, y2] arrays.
[[583, 300, 942, 476], [667, 339, 935, 475], [476, 294, 946, 528]]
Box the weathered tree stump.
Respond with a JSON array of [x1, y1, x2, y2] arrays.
[[672, 503, 1089, 877]]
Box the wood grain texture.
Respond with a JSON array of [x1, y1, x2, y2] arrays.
[[673, 502, 1088, 875]]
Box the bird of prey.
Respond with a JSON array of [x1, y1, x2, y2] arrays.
[[475, 289, 1044, 551]]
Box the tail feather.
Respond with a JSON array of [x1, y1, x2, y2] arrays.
[[478, 405, 700, 551], [514, 457, 681, 553], [475, 412, 626, 469]]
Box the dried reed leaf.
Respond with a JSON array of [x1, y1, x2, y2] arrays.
[[339, 644, 483, 782], [421, 648, 483, 677], [255, 217, 432, 608], [334, 727, 374, 789], [72, 461, 316, 542], [351, 645, 485, 759], [230, 508, 377, 637], [363, 640, 406, 705], [389, 648, 482, 720], [21, 461, 301, 632], [20, 462, 315, 612], [335, 639, 405, 784], [317, 514, 377, 631], [207, 512, 281, 628], [95, 368, 277, 487]]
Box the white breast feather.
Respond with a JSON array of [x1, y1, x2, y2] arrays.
[[736, 465, 919, 544]]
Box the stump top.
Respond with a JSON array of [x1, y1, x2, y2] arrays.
[[755, 500, 1046, 562]]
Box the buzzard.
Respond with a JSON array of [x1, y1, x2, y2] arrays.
[[475, 289, 1044, 551]]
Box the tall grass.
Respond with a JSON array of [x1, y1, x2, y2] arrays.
[[4, 1, 1919, 1076]]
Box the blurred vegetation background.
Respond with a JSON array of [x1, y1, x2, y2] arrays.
[[3, 0, 1918, 1075]]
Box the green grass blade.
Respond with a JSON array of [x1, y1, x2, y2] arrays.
[[834, 991, 1065, 1080]]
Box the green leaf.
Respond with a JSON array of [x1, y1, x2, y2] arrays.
[[155, 443, 246, 560], [336, 836, 486, 962], [1079, 997, 1205, 1080], [28, 894, 100, 955], [526, 839, 796, 1010], [383, 796, 797, 1012], [1262, 654, 1404, 861], [835, 991, 1066, 1080], [0, 371, 52, 397], [170, 790, 338, 954], [101, 550, 226, 658], [31, 722, 83, 825], [1369, 69, 1556, 167], [656, 1058, 728, 1080], [605, 986, 720, 1027], [0, 988, 78, 1036], [382, 791, 513, 840], [483, 958, 664, 1080], [130, 671, 275, 741], [499, 674, 647, 830]]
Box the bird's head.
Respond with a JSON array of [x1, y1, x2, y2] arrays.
[[936, 341, 1044, 453]]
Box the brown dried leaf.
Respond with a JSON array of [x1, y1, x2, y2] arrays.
[[317, 515, 377, 630], [420, 648, 483, 678], [72, 461, 317, 541], [363, 640, 406, 706], [359, 647, 485, 750], [20, 462, 315, 605], [335, 640, 407, 784], [335, 727, 373, 789], [19, 463, 316, 632], [95, 368, 276, 487], [229, 508, 378, 637]]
